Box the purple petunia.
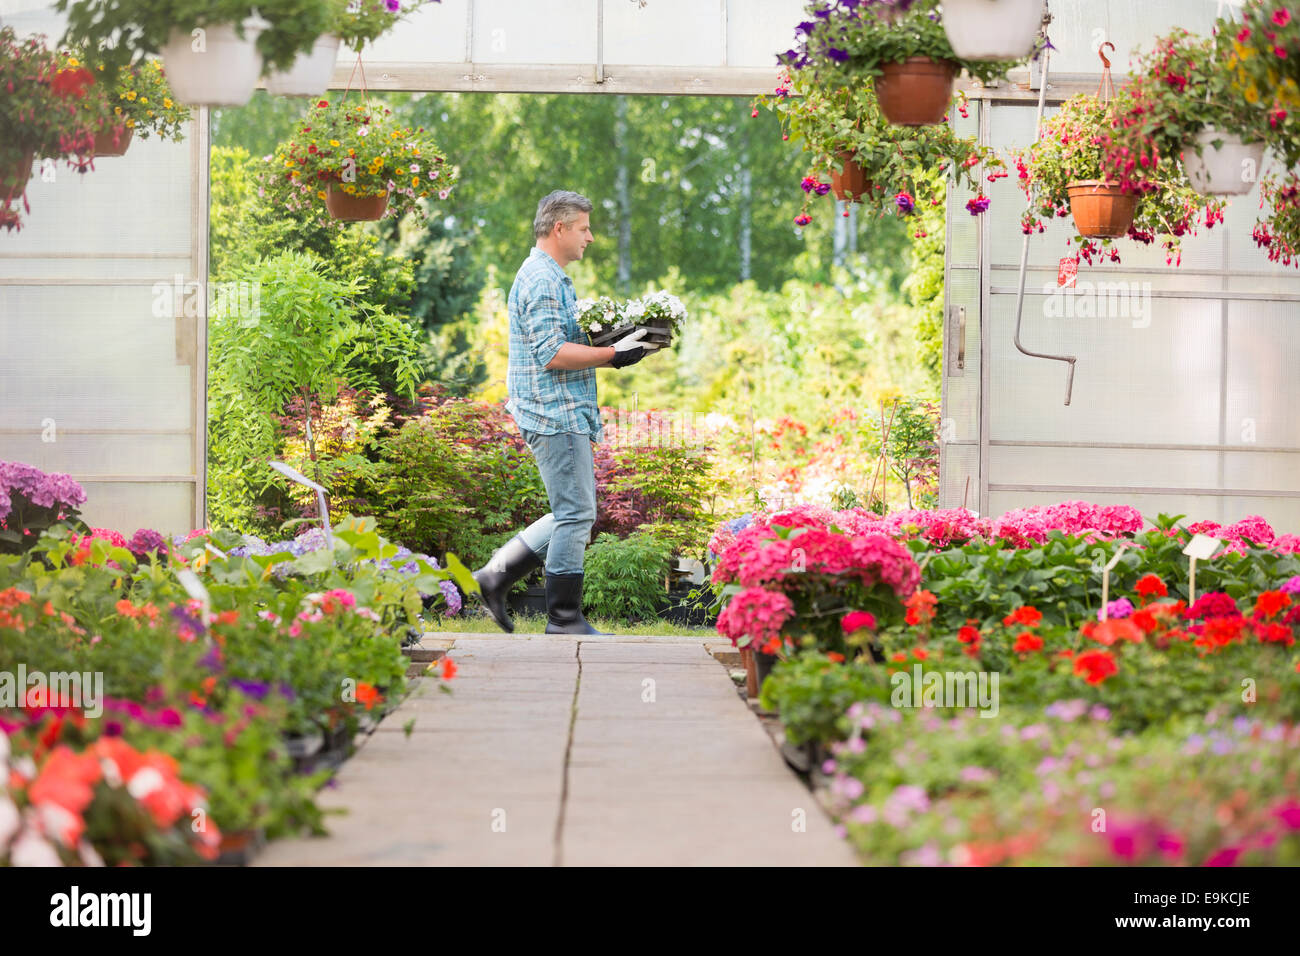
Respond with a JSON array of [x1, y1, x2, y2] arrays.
[[231, 679, 270, 701], [826, 47, 849, 62]]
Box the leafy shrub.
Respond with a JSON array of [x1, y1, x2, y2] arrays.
[[760, 652, 892, 746], [581, 531, 674, 621]]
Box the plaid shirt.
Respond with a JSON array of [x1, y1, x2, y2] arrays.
[[505, 247, 605, 442]]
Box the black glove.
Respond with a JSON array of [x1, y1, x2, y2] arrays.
[[610, 346, 649, 368]]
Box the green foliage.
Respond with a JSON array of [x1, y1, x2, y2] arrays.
[[581, 531, 674, 621], [901, 168, 946, 376], [207, 250, 421, 531], [867, 397, 939, 509], [760, 651, 892, 745]]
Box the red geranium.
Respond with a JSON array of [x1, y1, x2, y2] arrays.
[[1074, 649, 1118, 685]]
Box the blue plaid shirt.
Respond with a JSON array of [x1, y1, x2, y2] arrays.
[[505, 247, 605, 442]]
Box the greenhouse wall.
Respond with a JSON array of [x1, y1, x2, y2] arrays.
[[939, 0, 1300, 529]]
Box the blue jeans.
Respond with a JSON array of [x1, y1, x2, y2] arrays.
[[516, 429, 598, 575]]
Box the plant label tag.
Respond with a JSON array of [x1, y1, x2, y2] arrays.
[[176, 569, 210, 605], [1057, 257, 1078, 288], [1183, 534, 1220, 560], [269, 459, 327, 494]]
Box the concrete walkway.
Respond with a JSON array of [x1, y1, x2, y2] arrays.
[[255, 635, 858, 867]]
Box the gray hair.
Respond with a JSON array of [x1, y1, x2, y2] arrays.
[[533, 190, 593, 239]]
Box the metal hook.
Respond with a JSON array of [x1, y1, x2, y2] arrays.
[[1097, 41, 1114, 69]]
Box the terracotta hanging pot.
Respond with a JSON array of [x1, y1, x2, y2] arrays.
[[873, 57, 958, 126], [91, 119, 134, 157], [325, 185, 390, 221], [0, 151, 35, 201], [830, 151, 872, 202], [1066, 180, 1138, 237]]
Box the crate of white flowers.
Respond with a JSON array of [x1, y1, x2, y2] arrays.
[[577, 291, 688, 349]]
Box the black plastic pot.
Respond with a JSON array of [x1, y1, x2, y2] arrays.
[[754, 649, 778, 688], [657, 586, 717, 627], [589, 322, 673, 349], [507, 583, 548, 616]]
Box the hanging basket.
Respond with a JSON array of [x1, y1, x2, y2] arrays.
[[941, 0, 1046, 61], [91, 119, 134, 158], [0, 151, 35, 201], [830, 150, 872, 202], [1066, 180, 1138, 238], [873, 57, 957, 126], [325, 185, 390, 221], [1184, 128, 1266, 196], [265, 34, 342, 97], [161, 22, 264, 107]]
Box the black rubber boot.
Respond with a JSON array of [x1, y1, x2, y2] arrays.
[[471, 535, 544, 633], [544, 571, 611, 635]]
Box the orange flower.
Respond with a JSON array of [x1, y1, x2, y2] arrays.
[[115, 598, 136, 617], [355, 682, 382, 710], [905, 590, 937, 626], [27, 746, 102, 816], [201, 676, 217, 695], [215, 610, 239, 626], [1092, 618, 1142, 646], [440, 657, 457, 680], [913, 647, 929, 660], [826, 651, 846, 663]]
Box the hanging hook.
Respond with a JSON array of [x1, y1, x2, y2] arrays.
[[1097, 41, 1114, 69]]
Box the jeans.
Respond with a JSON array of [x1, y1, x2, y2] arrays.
[[515, 429, 598, 575]]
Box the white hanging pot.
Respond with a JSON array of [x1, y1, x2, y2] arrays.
[[265, 34, 342, 97], [1184, 128, 1266, 196], [160, 21, 264, 107], [942, 0, 1046, 62]]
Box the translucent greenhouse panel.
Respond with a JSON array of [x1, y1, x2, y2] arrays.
[[989, 446, 1222, 490], [0, 122, 204, 534], [989, 490, 1232, 526], [1040, 0, 1221, 74]]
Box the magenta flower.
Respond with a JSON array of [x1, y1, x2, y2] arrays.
[[895, 191, 915, 215], [966, 195, 990, 215]]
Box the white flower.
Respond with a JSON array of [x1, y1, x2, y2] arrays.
[[358, 126, 369, 137], [127, 767, 166, 800], [590, 321, 601, 332], [624, 300, 646, 320], [10, 828, 61, 867], [409, 163, 420, 173], [575, 298, 595, 312]]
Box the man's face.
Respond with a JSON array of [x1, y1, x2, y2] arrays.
[[556, 212, 593, 263]]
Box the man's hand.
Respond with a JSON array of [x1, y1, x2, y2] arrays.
[[609, 328, 661, 368]]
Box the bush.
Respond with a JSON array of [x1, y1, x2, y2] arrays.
[[581, 531, 674, 621]]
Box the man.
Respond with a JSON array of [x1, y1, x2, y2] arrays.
[[472, 190, 657, 635]]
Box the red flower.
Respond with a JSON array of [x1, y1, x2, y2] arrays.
[[1002, 605, 1042, 628], [1073, 649, 1118, 685], [355, 682, 382, 711], [913, 647, 928, 661], [1012, 631, 1043, 653], [50, 67, 94, 99], [826, 651, 846, 663], [1093, 619, 1142, 646], [1253, 590, 1291, 619], [840, 610, 877, 634], [957, 625, 981, 644], [1134, 574, 1167, 599]]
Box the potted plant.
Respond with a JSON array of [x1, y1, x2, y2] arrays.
[[580, 290, 689, 348], [269, 98, 458, 223], [55, 0, 339, 106], [1014, 90, 1226, 266], [61, 52, 192, 158], [1252, 170, 1300, 267], [0, 28, 100, 232], [778, 0, 1030, 127], [754, 71, 1003, 225], [1103, 28, 1272, 198], [941, 0, 1047, 62]]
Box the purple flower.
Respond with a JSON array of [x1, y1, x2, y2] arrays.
[[128, 527, 169, 561], [966, 195, 991, 215], [231, 679, 270, 701], [171, 604, 207, 636], [1098, 598, 1134, 621], [1280, 575, 1300, 596], [826, 47, 849, 62], [895, 191, 915, 215], [439, 579, 463, 615], [104, 720, 123, 737], [385, 0, 401, 11], [814, 182, 831, 196]]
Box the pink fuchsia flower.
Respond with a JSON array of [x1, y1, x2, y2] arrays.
[[841, 610, 877, 634], [966, 195, 990, 215], [794, 213, 812, 226], [895, 191, 915, 215]]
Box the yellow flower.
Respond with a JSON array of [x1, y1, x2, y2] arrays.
[[147, 110, 154, 117], [125, 90, 137, 100], [318, 190, 327, 200], [348, 148, 355, 156], [1245, 84, 1260, 103], [411, 177, 418, 187], [163, 98, 172, 108], [139, 96, 148, 104], [67, 56, 80, 67], [329, 139, 340, 147], [114, 106, 123, 115]]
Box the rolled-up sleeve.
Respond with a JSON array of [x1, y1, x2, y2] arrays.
[[522, 277, 568, 368]]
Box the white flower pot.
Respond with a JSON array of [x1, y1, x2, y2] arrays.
[[1184, 128, 1266, 196], [265, 34, 342, 97], [941, 0, 1046, 62], [160, 22, 264, 107]]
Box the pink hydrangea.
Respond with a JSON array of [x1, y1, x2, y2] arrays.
[[716, 586, 794, 650]]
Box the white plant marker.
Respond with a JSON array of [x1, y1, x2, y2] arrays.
[[268, 460, 333, 548], [175, 568, 211, 628], [1182, 534, 1221, 605], [1098, 544, 1130, 622]]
